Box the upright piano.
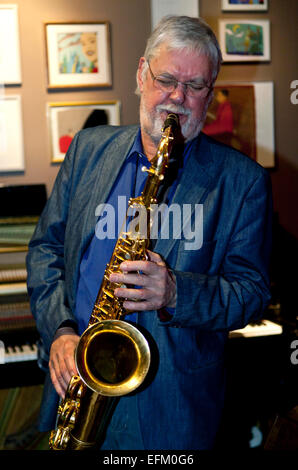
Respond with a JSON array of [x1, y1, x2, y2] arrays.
[[0, 184, 47, 389]]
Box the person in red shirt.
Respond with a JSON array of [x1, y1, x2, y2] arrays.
[[204, 89, 234, 139]]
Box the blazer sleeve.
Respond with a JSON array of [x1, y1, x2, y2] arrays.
[[160, 170, 273, 331], [26, 134, 80, 354]]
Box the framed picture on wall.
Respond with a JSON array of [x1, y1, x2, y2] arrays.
[[202, 82, 275, 167], [45, 22, 112, 88], [219, 19, 271, 62], [221, 0, 268, 12], [151, 0, 200, 30], [0, 96, 25, 172], [0, 5, 22, 84], [47, 101, 121, 163]]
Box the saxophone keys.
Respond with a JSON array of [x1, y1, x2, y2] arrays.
[[68, 406, 80, 427], [115, 253, 126, 262], [102, 288, 114, 299], [57, 403, 64, 417], [58, 401, 73, 424], [49, 426, 70, 450], [67, 375, 83, 397]]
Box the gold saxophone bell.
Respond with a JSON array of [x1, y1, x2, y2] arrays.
[[76, 320, 151, 396]]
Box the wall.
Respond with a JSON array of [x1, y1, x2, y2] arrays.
[[0, 0, 151, 192], [1, 0, 298, 239], [201, 0, 298, 240]]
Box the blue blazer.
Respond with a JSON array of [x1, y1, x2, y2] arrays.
[[26, 126, 272, 450]]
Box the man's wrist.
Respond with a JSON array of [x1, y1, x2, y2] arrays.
[[53, 320, 78, 341]]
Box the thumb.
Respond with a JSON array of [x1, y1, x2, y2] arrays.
[[146, 250, 166, 266]]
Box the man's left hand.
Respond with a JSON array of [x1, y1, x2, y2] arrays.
[[109, 250, 176, 311]]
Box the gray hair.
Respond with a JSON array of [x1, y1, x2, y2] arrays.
[[136, 15, 222, 94]]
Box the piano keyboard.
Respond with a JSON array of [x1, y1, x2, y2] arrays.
[[0, 340, 37, 364], [229, 319, 283, 338]]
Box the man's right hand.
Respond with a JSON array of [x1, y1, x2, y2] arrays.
[[49, 333, 80, 398]]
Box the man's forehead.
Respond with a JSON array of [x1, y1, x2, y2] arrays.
[[151, 46, 213, 79], [153, 43, 211, 62]]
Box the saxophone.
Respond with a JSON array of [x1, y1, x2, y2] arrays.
[[49, 113, 179, 450]]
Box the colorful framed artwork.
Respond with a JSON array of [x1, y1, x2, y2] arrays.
[[47, 101, 121, 163], [45, 22, 111, 89], [0, 95, 25, 172], [0, 5, 22, 84], [219, 19, 271, 62], [221, 0, 268, 11], [203, 82, 275, 167]]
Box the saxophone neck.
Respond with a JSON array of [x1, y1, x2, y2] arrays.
[[152, 113, 179, 171], [141, 114, 179, 203]]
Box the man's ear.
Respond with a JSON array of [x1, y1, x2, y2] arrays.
[[206, 87, 215, 108], [137, 57, 146, 93]]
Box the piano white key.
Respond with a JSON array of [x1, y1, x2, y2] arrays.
[[27, 343, 38, 361], [6, 346, 16, 363], [14, 345, 23, 362], [21, 344, 32, 361], [0, 340, 4, 364]]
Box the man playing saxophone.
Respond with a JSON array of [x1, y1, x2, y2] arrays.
[[26, 16, 272, 450]]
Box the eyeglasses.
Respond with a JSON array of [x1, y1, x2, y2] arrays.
[[147, 61, 211, 98]]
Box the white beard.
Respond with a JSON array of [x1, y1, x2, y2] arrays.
[[139, 100, 209, 144]]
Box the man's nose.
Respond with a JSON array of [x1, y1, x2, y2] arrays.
[[169, 82, 186, 104]]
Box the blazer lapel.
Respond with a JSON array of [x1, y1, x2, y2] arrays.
[[82, 126, 139, 240], [154, 133, 214, 260]]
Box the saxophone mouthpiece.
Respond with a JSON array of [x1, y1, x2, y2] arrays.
[[163, 113, 179, 131]]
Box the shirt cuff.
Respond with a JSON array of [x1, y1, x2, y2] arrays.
[[157, 307, 175, 322], [53, 320, 78, 341]]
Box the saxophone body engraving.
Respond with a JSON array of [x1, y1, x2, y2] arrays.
[[49, 114, 179, 450]]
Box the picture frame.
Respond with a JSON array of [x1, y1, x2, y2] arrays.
[[0, 5, 22, 84], [45, 22, 112, 89], [151, 0, 200, 30], [203, 82, 275, 168], [221, 0, 268, 12], [219, 19, 271, 62], [0, 95, 25, 172], [47, 101, 121, 163]]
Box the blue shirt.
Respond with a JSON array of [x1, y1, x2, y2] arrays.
[[75, 128, 193, 334]]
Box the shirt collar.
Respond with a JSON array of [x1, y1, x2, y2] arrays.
[[127, 126, 196, 166], [127, 128, 147, 162]]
